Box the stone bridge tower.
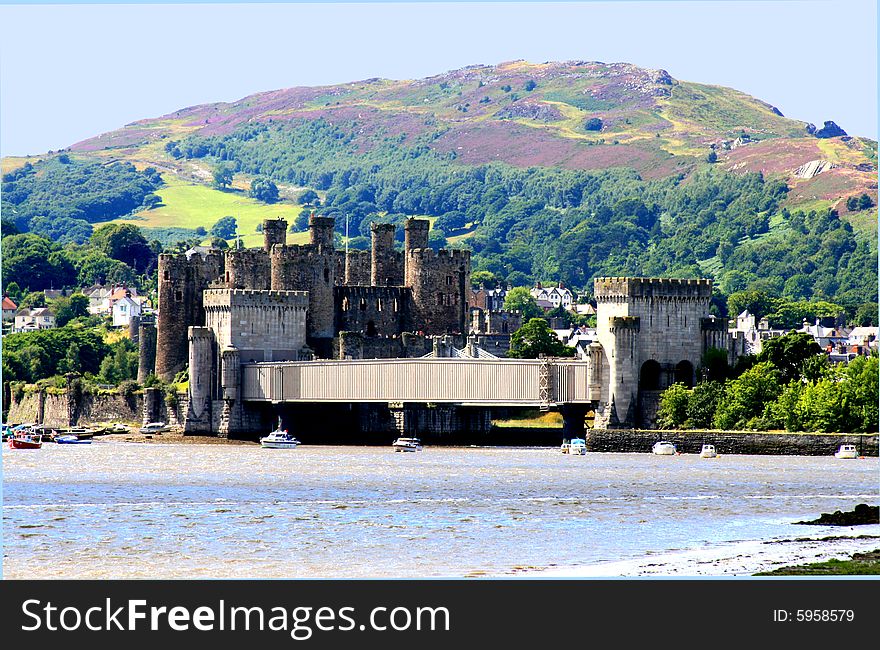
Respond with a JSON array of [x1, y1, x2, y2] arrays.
[[594, 277, 716, 428]]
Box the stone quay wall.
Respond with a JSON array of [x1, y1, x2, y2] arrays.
[[585, 429, 879, 456]]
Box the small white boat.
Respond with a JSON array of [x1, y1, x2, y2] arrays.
[[652, 441, 676, 455], [699, 444, 717, 458], [260, 428, 300, 449], [393, 437, 423, 452], [139, 422, 170, 435], [834, 444, 859, 459], [563, 438, 587, 455]]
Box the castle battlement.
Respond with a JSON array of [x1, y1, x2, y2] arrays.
[[608, 316, 641, 331], [335, 285, 410, 298], [203, 288, 309, 308], [595, 277, 712, 301]]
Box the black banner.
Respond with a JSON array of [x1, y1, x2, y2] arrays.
[[0, 579, 875, 647]]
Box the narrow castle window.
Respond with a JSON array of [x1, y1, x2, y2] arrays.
[[437, 293, 444, 306], [377, 299, 382, 312], [324, 267, 330, 283], [175, 290, 183, 302], [360, 298, 367, 311], [342, 297, 350, 311], [393, 299, 399, 312], [163, 270, 170, 281], [446, 275, 453, 286]]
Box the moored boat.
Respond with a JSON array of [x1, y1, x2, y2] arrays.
[[563, 438, 587, 455], [56, 434, 92, 445], [260, 428, 300, 449], [9, 432, 43, 449], [834, 444, 859, 459], [392, 437, 423, 452], [139, 422, 170, 435], [699, 444, 717, 458], [652, 441, 676, 455]]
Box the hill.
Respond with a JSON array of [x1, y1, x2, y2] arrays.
[[2, 60, 877, 307]]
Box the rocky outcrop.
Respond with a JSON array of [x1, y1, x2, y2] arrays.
[[496, 101, 563, 122], [796, 504, 879, 526], [794, 159, 835, 179], [815, 120, 847, 138]]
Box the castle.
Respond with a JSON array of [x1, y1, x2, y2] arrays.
[[150, 216, 472, 381]]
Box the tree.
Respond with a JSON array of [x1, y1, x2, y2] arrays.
[[90, 224, 156, 273], [53, 294, 89, 327], [686, 381, 724, 428], [471, 270, 498, 288], [713, 362, 783, 430], [656, 383, 690, 429], [584, 118, 603, 131], [727, 290, 778, 319], [706, 150, 718, 163], [757, 331, 823, 383], [212, 165, 233, 190], [249, 177, 279, 203], [210, 216, 238, 239], [142, 193, 162, 209], [508, 318, 575, 358], [503, 287, 542, 320], [853, 302, 878, 326], [858, 193, 874, 211], [298, 189, 320, 206], [524, 80, 537, 91], [846, 196, 859, 211]]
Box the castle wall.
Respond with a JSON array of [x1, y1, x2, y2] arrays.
[[335, 331, 433, 359], [270, 244, 336, 341], [344, 250, 371, 285], [155, 250, 224, 380], [334, 286, 411, 336], [203, 289, 310, 362], [405, 248, 471, 334], [224, 248, 271, 290]]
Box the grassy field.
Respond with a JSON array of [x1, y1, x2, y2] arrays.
[[493, 411, 564, 429], [108, 175, 304, 244]]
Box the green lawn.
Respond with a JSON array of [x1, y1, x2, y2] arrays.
[[109, 176, 304, 243]]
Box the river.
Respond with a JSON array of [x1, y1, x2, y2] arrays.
[[3, 442, 878, 578]]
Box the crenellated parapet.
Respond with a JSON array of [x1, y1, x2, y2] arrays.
[[595, 277, 713, 303]]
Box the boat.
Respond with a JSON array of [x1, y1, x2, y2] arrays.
[[138, 422, 170, 435], [9, 431, 43, 449], [699, 444, 717, 458], [260, 428, 300, 449], [652, 441, 676, 455], [392, 437, 423, 452], [562, 438, 587, 455], [834, 444, 859, 459], [55, 434, 92, 445]]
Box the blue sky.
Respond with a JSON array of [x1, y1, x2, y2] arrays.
[[0, 1, 876, 156]]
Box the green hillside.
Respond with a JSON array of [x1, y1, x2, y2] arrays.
[[2, 60, 876, 308]]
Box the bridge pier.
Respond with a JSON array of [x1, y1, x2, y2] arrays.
[[560, 404, 589, 440]]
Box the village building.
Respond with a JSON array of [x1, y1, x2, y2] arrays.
[[14, 307, 55, 332]]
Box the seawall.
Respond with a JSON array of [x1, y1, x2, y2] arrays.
[[585, 429, 879, 456]]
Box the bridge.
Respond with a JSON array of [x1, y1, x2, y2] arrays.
[[240, 358, 600, 408]]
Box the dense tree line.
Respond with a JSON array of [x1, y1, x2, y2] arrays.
[[656, 332, 878, 433], [169, 118, 876, 309], [1, 157, 163, 243]]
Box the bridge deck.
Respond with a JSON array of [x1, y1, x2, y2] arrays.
[[241, 358, 597, 405]]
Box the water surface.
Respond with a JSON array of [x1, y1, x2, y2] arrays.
[[3, 443, 877, 578]]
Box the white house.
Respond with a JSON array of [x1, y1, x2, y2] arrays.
[[530, 283, 575, 311], [14, 308, 55, 332], [112, 292, 142, 327]]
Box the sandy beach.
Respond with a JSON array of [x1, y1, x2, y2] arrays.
[[533, 527, 880, 577]]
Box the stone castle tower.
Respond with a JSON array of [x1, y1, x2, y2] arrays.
[[593, 277, 721, 428]]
